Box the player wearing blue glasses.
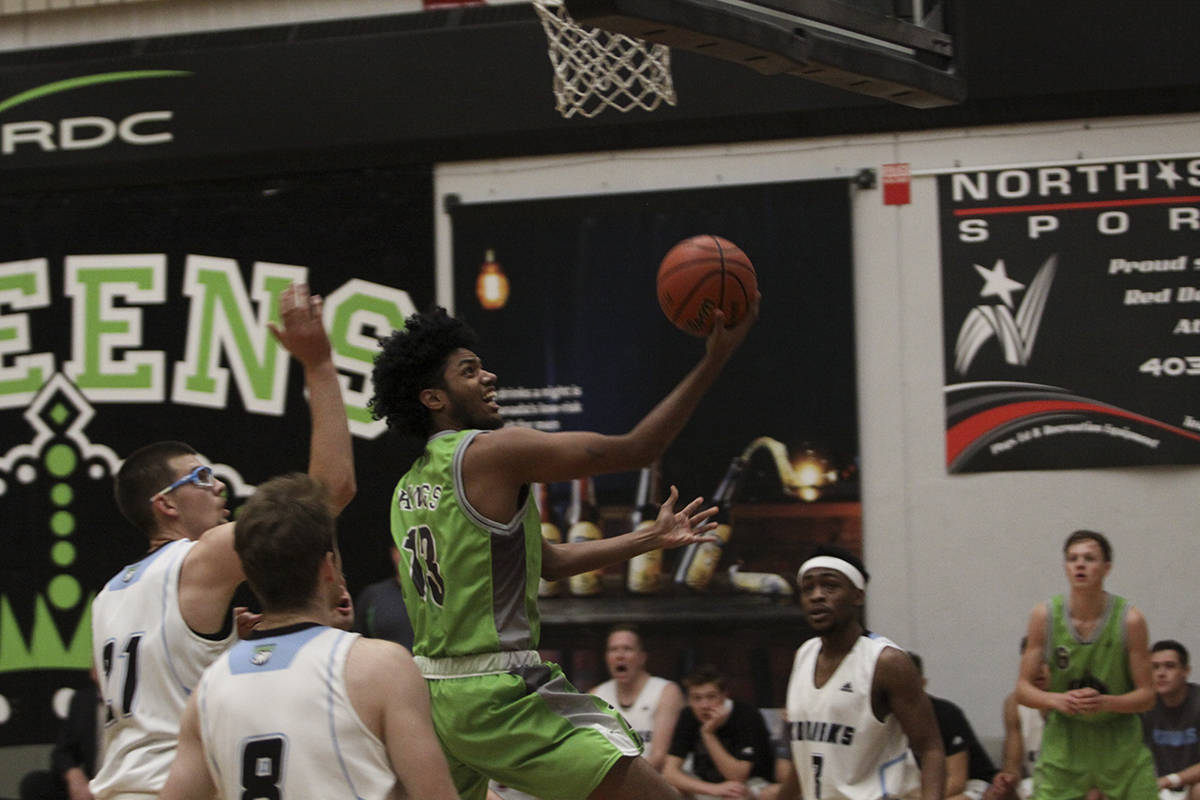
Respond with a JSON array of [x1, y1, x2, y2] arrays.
[[89, 283, 356, 800]]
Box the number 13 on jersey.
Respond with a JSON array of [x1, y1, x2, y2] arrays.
[[401, 525, 446, 606]]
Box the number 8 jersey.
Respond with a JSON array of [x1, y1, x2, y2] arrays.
[[389, 429, 543, 660], [90, 539, 235, 798], [195, 625, 396, 800]]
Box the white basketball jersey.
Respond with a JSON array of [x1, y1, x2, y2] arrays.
[[1016, 703, 1043, 777], [786, 633, 921, 800], [592, 675, 671, 744], [89, 539, 235, 798], [197, 625, 397, 800]]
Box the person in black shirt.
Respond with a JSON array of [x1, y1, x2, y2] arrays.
[[910, 653, 998, 800], [20, 676, 101, 800], [665, 664, 775, 799]]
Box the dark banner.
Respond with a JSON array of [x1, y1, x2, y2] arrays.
[[447, 180, 859, 506], [0, 167, 433, 744], [939, 156, 1200, 472], [0, 15, 559, 181]]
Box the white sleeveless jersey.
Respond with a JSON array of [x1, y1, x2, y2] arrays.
[[592, 675, 672, 744], [786, 633, 921, 800], [197, 625, 397, 800], [89, 539, 235, 798], [1016, 703, 1043, 777]]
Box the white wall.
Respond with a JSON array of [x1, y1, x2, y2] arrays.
[[435, 112, 1200, 744]]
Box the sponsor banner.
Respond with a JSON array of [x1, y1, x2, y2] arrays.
[[0, 22, 559, 177], [0, 168, 434, 743], [446, 180, 860, 505], [939, 156, 1200, 472]]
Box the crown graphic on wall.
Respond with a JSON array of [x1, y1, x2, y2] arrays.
[[0, 594, 93, 672]]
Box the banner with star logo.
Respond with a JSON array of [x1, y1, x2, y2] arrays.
[[938, 155, 1200, 472]]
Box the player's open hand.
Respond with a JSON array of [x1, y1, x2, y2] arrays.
[[648, 485, 718, 550], [269, 282, 332, 366]]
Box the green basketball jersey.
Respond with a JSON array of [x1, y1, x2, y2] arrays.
[[1044, 592, 1131, 724], [390, 429, 542, 659]]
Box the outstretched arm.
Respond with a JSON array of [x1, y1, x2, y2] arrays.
[[467, 299, 759, 494], [179, 284, 355, 635], [541, 487, 717, 580], [269, 282, 356, 514]]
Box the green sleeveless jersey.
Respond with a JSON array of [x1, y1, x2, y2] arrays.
[[1045, 592, 1131, 724], [389, 429, 543, 659]]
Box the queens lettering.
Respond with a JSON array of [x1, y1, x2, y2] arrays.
[[789, 720, 855, 746], [0, 255, 416, 438]]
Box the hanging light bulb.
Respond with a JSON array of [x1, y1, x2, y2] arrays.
[[476, 249, 510, 310]]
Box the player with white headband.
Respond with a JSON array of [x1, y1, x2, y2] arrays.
[[775, 545, 945, 800]]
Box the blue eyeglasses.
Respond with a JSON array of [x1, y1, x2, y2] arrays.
[[150, 465, 216, 502]]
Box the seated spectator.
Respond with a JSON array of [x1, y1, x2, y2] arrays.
[[1142, 639, 1200, 800], [910, 652, 997, 800], [591, 623, 685, 771], [989, 637, 1047, 800], [352, 542, 414, 648], [20, 672, 101, 800], [665, 663, 775, 799]]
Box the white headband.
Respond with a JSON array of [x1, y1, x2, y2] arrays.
[[798, 556, 865, 590]]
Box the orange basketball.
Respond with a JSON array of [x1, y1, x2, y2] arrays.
[[657, 235, 756, 336]]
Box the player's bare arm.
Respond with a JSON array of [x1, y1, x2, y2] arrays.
[[771, 760, 801, 800], [178, 522, 245, 633], [875, 647, 945, 800], [1092, 605, 1154, 714], [159, 694, 217, 800], [179, 283, 355, 634], [463, 296, 759, 498], [647, 681, 685, 771], [541, 486, 717, 580], [1015, 604, 1072, 714], [346, 639, 460, 800], [268, 282, 356, 513]]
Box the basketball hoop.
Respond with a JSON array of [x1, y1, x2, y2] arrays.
[[531, 0, 677, 119]]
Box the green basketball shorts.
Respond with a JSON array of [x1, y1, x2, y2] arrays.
[[425, 660, 643, 800]]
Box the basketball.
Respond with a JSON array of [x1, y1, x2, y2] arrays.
[[656, 235, 757, 336]]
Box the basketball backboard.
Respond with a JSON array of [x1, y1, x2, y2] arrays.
[[562, 0, 964, 108]]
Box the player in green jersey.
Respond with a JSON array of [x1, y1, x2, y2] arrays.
[[369, 300, 756, 800], [1015, 530, 1157, 800]]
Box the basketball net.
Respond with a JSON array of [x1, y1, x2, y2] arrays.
[[531, 0, 677, 119]]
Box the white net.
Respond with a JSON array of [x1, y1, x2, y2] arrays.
[[531, 0, 677, 119]]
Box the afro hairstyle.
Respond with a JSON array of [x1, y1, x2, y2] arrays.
[[369, 307, 480, 438]]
